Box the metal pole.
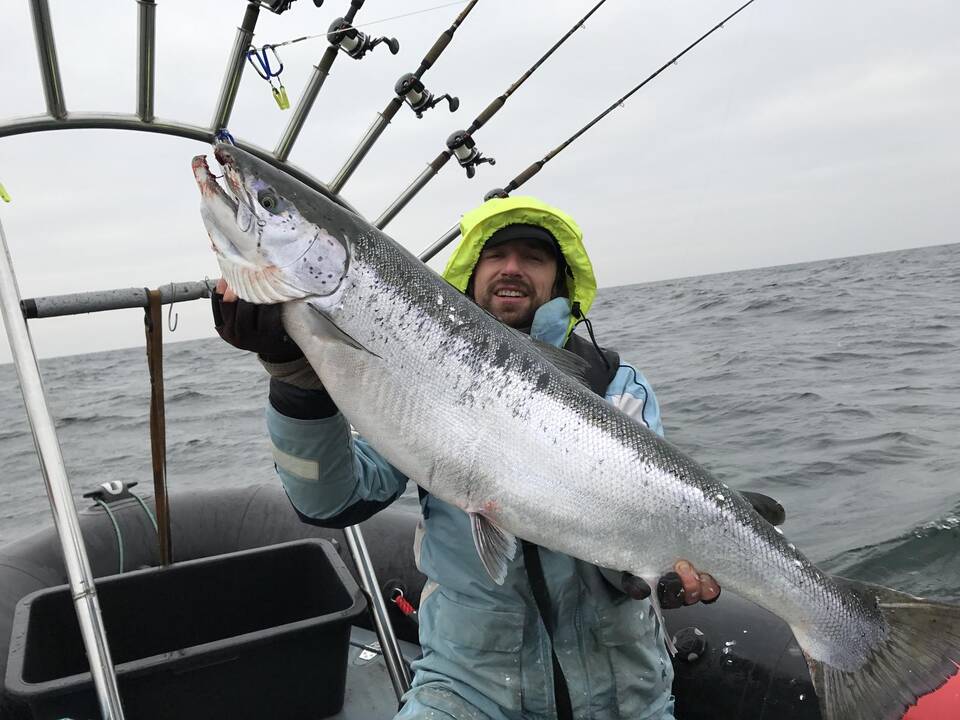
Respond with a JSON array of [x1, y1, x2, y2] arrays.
[[327, 99, 402, 194], [375, 152, 450, 230], [419, 223, 461, 263], [0, 216, 125, 719], [28, 0, 67, 120], [136, 0, 157, 123], [343, 525, 411, 700], [274, 46, 338, 162], [211, 1, 260, 131], [21, 280, 213, 320]]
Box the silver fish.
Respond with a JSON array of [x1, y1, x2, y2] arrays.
[[193, 145, 960, 720]]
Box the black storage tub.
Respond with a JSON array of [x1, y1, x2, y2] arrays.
[[4, 538, 366, 720]]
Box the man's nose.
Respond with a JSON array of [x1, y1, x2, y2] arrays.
[[498, 252, 524, 276]]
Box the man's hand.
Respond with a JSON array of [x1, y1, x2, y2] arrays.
[[615, 560, 721, 608], [211, 278, 303, 363]]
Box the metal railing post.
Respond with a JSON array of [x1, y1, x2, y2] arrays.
[[29, 0, 67, 120], [211, 1, 260, 131], [0, 215, 125, 719], [343, 525, 411, 700], [136, 0, 157, 122]]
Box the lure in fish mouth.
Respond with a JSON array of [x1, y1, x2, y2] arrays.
[[191, 144, 349, 304]]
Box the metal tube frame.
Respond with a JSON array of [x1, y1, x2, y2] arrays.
[[274, 46, 338, 162], [210, 1, 260, 132], [419, 223, 461, 263], [29, 0, 67, 120], [375, 159, 445, 230], [344, 525, 412, 700], [21, 280, 212, 320], [0, 114, 360, 215], [327, 100, 400, 195], [0, 216, 126, 719], [137, 0, 157, 123]]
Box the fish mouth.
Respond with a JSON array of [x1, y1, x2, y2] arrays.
[[192, 150, 257, 226], [192, 154, 238, 215]]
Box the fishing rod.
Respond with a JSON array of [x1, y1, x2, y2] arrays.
[[418, 0, 761, 263], [375, 0, 609, 230], [328, 0, 480, 195]]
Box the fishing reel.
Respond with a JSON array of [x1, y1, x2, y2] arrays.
[[328, 17, 399, 59], [395, 73, 459, 118], [446, 131, 495, 179], [258, 0, 323, 13]]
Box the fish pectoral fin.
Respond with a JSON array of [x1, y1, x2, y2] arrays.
[[469, 513, 518, 586], [305, 304, 381, 358], [527, 336, 592, 389]]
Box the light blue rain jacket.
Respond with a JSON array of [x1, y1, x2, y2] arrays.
[[267, 297, 675, 720]]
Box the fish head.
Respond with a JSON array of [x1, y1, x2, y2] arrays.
[[192, 143, 349, 304]]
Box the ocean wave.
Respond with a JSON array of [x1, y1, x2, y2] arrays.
[[823, 507, 960, 602]]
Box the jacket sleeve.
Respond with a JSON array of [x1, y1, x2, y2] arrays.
[[604, 362, 665, 438], [266, 402, 409, 528]]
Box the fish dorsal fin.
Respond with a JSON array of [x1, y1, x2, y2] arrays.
[[470, 512, 518, 585], [515, 330, 591, 389]]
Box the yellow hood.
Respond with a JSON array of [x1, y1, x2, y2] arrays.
[[441, 196, 598, 334]]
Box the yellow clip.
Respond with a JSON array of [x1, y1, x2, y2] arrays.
[[273, 86, 290, 110], [0, 182, 10, 203]]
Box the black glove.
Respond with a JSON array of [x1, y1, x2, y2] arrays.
[[211, 292, 303, 363]]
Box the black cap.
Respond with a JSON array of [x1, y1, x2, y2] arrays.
[[483, 223, 562, 261]]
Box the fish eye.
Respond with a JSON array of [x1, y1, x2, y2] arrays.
[[258, 189, 280, 212]]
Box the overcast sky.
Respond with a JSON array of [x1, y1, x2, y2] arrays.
[[0, 0, 957, 363]]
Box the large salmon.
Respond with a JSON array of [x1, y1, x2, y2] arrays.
[[193, 143, 960, 720]]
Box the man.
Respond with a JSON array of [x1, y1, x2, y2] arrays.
[[213, 196, 719, 719]]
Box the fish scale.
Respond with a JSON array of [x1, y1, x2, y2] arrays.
[[194, 143, 960, 720]]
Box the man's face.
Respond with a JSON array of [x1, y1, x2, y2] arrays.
[[471, 238, 559, 328]]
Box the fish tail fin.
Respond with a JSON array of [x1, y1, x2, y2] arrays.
[[805, 579, 960, 720]]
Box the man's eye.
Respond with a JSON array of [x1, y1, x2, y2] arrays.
[[258, 190, 280, 212]]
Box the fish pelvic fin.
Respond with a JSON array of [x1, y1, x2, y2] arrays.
[[805, 579, 960, 720], [469, 513, 517, 585]]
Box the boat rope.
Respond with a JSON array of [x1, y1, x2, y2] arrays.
[[390, 588, 419, 625], [489, 0, 761, 198], [144, 291, 173, 566], [93, 499, 125, 575], [129, 490, 160, 533]]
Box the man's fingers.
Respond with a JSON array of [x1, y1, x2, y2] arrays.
[[214, 278, 239, 302], [674, 560, 701, 604], [699, 573, 721, 604]]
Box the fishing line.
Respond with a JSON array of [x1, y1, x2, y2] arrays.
[[489, 0, 761, 197], [263, 0, 470, 50]]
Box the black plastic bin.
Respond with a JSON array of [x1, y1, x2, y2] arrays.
[[4, 539, 366, 720]]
